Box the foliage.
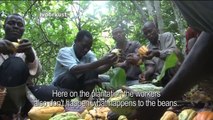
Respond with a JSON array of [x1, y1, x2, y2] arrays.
[[152, 52, 178, 85], [104, 1, 145, 44], [0, 1, 187, 85], [109, 68, 126, 90]]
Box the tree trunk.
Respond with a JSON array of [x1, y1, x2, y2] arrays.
[[154, 1, 164, 34], [145, 1, 154, 20], [131, 0, 147, 23], [171, 1, 185, 52]]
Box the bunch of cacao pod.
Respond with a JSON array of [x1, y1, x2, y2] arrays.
[[83, 107, 111, 120]]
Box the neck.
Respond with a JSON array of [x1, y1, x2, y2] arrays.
[[116, 40, 127, 49], [4, 36, 18, 42], [152, 35, 159, 45], [152, 41, 158, 46], [73, 44, 81, 60]]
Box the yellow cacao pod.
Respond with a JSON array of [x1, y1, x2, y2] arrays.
[[138, 45, 148, 56], [111, 49, 121, 63], [118, 115, 128, 120], [160, 111, 178, 120], [12, 42, 19, 48], [28, 106, 65, 120]]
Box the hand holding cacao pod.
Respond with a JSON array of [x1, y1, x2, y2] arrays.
[[11, 39, 21, 52], [143, 50, 160, 60], [0, 39, 20, 54], [102, 53, 118, 65], [110, 49, 121, 63], [126, 53, 142, 65], [12, 42, 20, 49]]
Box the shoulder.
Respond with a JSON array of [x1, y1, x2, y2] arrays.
[[160, 32, 175, 41], [57, 47, 73, 57], [129, 40, 140, 44], [129, 40, 141, 47], [161, 32, 174, 37], [59, 47, 72, 53], [86, 50, 96, 57]]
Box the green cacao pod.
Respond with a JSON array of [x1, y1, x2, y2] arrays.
[[178, 109, 197, 120]]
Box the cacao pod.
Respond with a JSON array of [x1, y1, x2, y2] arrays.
[[49, 111, 81, 120], [28, 106, 64, 120], [111, 49, 121, 63], [178, 109, 197, 120], [193, 111, 213, 120], [138, 45, 148, 56], [160, 111, 178, 120]]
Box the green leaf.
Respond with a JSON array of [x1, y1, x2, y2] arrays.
[[152, 52, 178, 84], [139, 64, 145, 71], [110, 68, 126, 89]]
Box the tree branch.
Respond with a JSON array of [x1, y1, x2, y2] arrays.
[[70, 4, 81, 31], [24, 0, 37, 18], [131, 0, 147, 23]]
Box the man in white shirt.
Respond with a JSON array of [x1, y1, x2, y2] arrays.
[[52, 30, 117, 99], [0, 13, 41, 118]]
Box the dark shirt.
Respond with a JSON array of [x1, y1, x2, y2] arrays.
[[116, 41, 141, 80]]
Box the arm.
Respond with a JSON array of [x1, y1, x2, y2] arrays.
[[0, 39, 16, 54], [144, 62, 155, 81], [71, 53, 117, 74], [57, 48, 117, 74], [14, 39, 42, 77], [114, 61, 128, 69], [71, 59, 109, 74], [27, 48, 42, 77], [95, 64, 112, 74]]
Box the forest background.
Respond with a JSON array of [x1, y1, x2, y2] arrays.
[[0, 1, 187, 84]]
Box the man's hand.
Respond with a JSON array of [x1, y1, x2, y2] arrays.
[[0, 39, 16, 54], [126, 53, 141, 65], [144, 50, 160, 60], [16, 39, 35, 62], [138, 73, 146, 83], [102, 53, 118, 65]]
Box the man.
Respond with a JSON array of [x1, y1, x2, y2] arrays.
[[185, 27, 201, 55], [52, 30, 117, 99], [125, 1, 213, 120], [0, 14, 41, 118], [141, 21, 178, 85], [112, 27, 142, 86]]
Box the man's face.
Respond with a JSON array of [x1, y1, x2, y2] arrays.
[[112, 28, 125, 43], [143, 27, 158, 44], [75, 36, 93, 58], [4, 15, 25, 41]]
